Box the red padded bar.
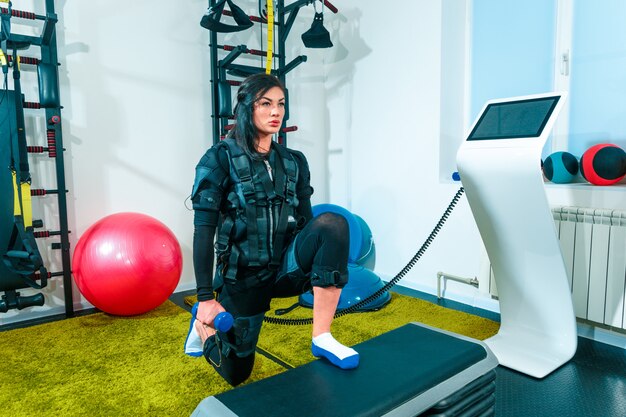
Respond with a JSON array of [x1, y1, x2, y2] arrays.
[[324, 1, 338, 14], [0, 8, 36, 20], [7, 56, 40, 65]]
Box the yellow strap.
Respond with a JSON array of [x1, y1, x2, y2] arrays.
[[0, 50, 6, 67], [12, 171, 20, 216], [11, 170, 33, 227], [0, 1, 9, 4], [21, 181, 32, 227], [265, 0, 274, 74]]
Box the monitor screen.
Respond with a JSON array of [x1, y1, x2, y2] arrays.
[[467, 96, 560, 141]]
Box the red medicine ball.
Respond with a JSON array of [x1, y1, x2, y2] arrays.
[[580, 144, 626, 186]]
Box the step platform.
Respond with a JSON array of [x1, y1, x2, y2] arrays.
[[191, 323, 498, 417]]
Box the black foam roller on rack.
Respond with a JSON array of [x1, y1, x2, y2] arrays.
[[37, 63, 60, 108], [218, 81, 232, 117]]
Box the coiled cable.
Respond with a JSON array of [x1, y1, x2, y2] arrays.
[[263, 187, 466, 325]]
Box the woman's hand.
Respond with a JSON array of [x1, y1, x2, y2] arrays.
[[196, 299, 226, 327]]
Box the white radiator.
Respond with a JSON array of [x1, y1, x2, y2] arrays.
[[486, 206, 626, 329]]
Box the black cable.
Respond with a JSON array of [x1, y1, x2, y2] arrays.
[[263, 186, 466, 325]]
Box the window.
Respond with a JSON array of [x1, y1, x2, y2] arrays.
[[469, 0, 557, 122], [468, 0, 626, 159], [567, 0, 626, 156]]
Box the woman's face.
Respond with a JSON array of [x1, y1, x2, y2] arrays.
[[252, 86, 285, 138]]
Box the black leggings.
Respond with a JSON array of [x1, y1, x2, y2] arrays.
[[203, 212, 349, 386], [293, 212, 350, 281]]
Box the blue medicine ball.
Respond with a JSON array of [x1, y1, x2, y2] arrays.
[[543, 151, 579, 183]]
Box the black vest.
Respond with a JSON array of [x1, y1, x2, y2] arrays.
[[216, 139, 300, 282]]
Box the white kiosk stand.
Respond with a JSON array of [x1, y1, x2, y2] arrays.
[[456, 93, 577, 379]]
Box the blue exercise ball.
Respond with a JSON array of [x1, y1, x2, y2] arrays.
[[353, 214, 375, 270], [299, 264, 391, 311]]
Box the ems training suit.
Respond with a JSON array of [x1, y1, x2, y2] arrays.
[[191, 138, 349, 385]]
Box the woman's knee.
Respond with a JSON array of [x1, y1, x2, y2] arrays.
[[220, 353, 255, 386], [312, 212, 349, 237], [294, 212, 350, 281], [204, 336, 256, 386]]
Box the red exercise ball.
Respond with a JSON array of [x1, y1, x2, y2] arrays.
[[72, 212, 182, 316], [580, 144, 626, 186]]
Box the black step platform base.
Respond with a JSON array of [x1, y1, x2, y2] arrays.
[[191, 323, 498, 417]]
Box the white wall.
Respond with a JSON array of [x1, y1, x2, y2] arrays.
[[323, 0, 488, 308], [61, 1, 210, 303]]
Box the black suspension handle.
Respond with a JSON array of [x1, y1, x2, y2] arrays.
[[0, 291, 45, 313]]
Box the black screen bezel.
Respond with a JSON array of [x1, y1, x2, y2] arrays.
[[467, 96, 561, 141]]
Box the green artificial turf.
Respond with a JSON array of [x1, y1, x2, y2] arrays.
[[0, 300, 285, 417], [0, 292, 499, 417]]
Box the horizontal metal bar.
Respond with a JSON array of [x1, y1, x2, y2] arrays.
[[0, 7, 45, 20], [284, 0, 338, 15], [220, 44, 282, 58], [278, 55, 307, 76], [222, 9, 279, 25]]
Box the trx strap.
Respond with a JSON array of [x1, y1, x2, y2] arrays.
[[0, 1, 10, 61], [2, 46, 48, 288], [0, 49, 6, 77], [265, 0, 273, 74]]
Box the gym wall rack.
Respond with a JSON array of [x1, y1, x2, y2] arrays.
[[0, 0, 73, 317], [207, 0, 338, 147]]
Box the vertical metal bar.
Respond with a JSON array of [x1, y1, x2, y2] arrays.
[[209, 0, 220, 145], [44, 0, 73, 317], [277, 0, 286, 84], [277, 0, 287, 146]]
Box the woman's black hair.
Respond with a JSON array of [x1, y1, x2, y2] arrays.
[[228, 73, 286, 158]]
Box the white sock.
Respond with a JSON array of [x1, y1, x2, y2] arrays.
[[312, 332, 357, 360], [185, 320, 203, 354]]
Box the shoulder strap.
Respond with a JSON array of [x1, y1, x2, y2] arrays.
[[273, 143, 299, 206], [222, 139, 262, 267], [268, 144, 300, 270]]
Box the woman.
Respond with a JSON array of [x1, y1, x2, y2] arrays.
[[185, 73, 358, 386]]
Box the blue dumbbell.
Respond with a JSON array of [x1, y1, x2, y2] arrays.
[[214, 312, 234, 332]]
